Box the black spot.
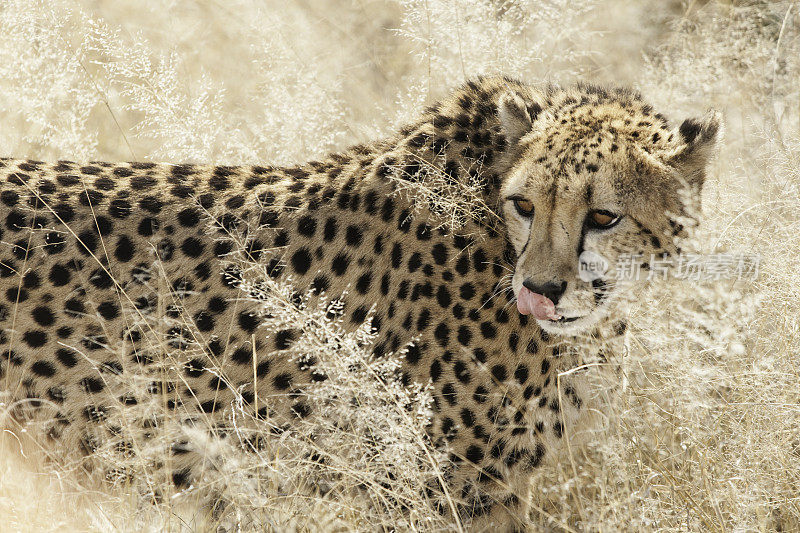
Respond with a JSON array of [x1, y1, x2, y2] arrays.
[[78, 189, 105, 207], [431, 243, 448, 265], [181, 237, 205, 258], [5, 210, 27, 231], [225, 194, 245, 209], [323, 217, 337, 241], [397, 209, 412, 232], [373, 235, 384, 254], [380, 273, 390, 295], [459, 283, 475, 300], [114, 235, 135, 262], [138, 196, 163, 214], [407, 252, 422, 273], [416, 309, 431, 331], [0, 260, 16, 278], [23, 330, 47, 347], [405, 344, 422, 365], [514, 365, 529, 384], [507, 333, 519, 353], [83, 405, 108, 421], [93, 216, 114, 236], [381, 197, 394, 222], [238, 311, 260, 333], [108, 198, 131, 219], [436, 286, 451, 308], [258, 209, 279, 228], [273, 230, 289, 248], [129, 174, 156, 189], [297, 216, 317, 237], [355, 272, 372, 294], [56, 348, 78, 367], [416, 223, 432, 240], [209, 173, 230, 191], [47, 387, 67, 404], [345, 225, 363, 247], [6, 287, 27, 303], [310, 275, 330, 293], [473, 386, 488, 404], [80, 377, 105, 393], [331, 253, 350, 276], [473, 248, 487, 271], [491, 365, 507, 381], [460, 408, 475, 428], [433, 323, 450, 346], [194, 311, 214, 332], [495, 308, 510, 324], [442, 383, 457, 405], [457, 325, 472, 346], [273, 373, 292, 390], [198, 400, 218, 413], [351, 305, 369, 324], [31, 306, 55, 326], [195, 261, 212, 280], [430, 359, 442, 381], [397, 280, 409, 300], [40, 232, 63, 255], [230, 346, 251, 365], [454, 360, 471, 384], [31, 360, 56, 377], [465, 445, 483, 464], [97, 301, 119, 320], [137, 217, 159, 237], [441, 417, 456, 440], [290, 248, 313, 275], [291, 402, 311, 418], [526, 338, 538, 354], [177, 208, 200, 227], [391, 243, 403, 269], [12, 239, 34, 260], [1, 190, 19, 206], [156, 239, 175, 261], [274, 329, 297, 350], [22, 271, 40, 289]]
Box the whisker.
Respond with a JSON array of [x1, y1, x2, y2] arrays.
[[485, 261, 514, 273], [479, 276, 514, 310]]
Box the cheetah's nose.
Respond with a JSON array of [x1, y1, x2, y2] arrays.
[[522, 279, 567, 305]]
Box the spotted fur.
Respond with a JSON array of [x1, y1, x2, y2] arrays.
[[0, 76, 719, 530]]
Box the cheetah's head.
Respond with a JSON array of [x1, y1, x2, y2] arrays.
[[496, 88, 721, 336]]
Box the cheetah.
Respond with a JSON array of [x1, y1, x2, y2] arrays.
[[0, 76, 719, 530]]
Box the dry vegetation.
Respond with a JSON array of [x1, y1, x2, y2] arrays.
[[1, 0, 799, 531]]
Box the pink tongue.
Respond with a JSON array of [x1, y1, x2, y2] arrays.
[[516, 286, 562, 321]]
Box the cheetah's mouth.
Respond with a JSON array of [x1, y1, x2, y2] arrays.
[[552, 315, 581, 323], [516, 285, 595, 333]]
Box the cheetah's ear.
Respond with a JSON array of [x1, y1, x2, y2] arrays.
[[665, 110, 722, 186], [498, 92, 533, 147]]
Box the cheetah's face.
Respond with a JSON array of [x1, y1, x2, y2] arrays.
[[497, 92, 721, 335]]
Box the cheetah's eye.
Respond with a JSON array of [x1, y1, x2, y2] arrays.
[[588, 210, 622, 229], [512, 198, 534, 218]]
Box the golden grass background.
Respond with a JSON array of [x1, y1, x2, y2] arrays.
[[0, 0, 799, 531]]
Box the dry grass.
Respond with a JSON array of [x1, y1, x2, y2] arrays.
[[1, 0, 799, 531]]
